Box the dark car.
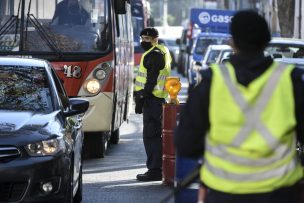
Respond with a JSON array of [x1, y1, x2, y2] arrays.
[[0, 57, 89, 203], [158, 38, 179, 69]]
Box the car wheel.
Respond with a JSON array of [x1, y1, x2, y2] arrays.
[[73, 163, 83, 203], [110, 128, 120, 144]]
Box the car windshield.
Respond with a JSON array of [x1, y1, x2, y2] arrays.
[[0, 0, 109, 54], [194, 37, 230, 55], [164, 39, 178, 47], [207, 50, 221, 64], [220, 50, 233, 62], [0, 65, 53, 113]]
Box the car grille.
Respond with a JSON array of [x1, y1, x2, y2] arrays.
[[0, 182, 27, 202], [0, 147, 21, 161]]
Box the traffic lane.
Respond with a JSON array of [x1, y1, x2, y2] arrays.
[[82, 112, 174, 203]]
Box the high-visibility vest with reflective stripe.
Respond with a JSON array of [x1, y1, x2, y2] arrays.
[[134, 44, 171, 98], [201, 62, 303, 194]]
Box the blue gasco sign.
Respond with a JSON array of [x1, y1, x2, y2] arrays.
[[190, 9, 236, 33]]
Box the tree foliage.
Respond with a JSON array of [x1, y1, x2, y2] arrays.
[[277, 0, 295, 37]]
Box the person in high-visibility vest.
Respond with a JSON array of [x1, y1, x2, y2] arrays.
[[134, 27, 171, 181], [175, 10, 304, 203]]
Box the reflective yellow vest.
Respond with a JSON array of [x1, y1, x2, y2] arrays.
[[134, 44, 171, 98], [201, 62, 303, 194]]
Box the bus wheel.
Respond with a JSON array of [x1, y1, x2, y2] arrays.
[[84, 132, 107, 158], [110, 128, 120, 144]]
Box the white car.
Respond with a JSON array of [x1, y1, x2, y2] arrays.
[[266, 37, 304, 59], [201, 44, 233, 69], [274, 58, 304, 69], [194, 44, 233, 84]]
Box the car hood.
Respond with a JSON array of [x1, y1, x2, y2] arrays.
[[0, 110, 62, 145]]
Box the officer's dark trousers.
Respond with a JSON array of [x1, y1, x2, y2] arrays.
[[143, 97, 165, 171], [205, 183, 298, 203]]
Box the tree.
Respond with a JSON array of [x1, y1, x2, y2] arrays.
[[277, 0, 295, 37]]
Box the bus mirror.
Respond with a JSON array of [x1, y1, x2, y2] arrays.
[[176, 38, 181, 45], [114, 0, 126, 14]]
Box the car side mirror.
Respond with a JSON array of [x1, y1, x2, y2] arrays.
[[64, 98, 89, 117], [176, 38, 181, 45]]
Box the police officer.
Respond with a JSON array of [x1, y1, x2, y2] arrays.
[[175, 10, 304, 203], [134, 27, 171, 181]]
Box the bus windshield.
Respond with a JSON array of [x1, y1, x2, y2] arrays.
[[0, 0, 110, 55]]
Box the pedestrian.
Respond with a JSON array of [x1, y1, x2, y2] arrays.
[[134, 27, 172, 181], [175, 10, 304, 203], [51, 0, 89, 25]]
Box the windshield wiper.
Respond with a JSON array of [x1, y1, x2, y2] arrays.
[[26, 14, 63, 58], [0, 16, 18, 38], [0, 0, 22, 50], [25, 0, 62, 58]]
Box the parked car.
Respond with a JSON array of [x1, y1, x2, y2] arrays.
[[266, 37, 304, 59], [158, 38, 180, 69], [192, 44, 233, 85], [0, 57, 89, 203], [274, 58, 304, 68], [202, 44, 232, 67], [176, 28, 189, 76], [188, 32, 231, 90]]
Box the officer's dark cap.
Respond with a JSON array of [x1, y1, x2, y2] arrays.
[[140, 27, 159, 37], [230, 10, 271, 52]]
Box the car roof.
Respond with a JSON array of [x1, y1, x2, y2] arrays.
[[197, 32, 231, 37], [274, 58, 304, 65], [0, 57, 47, 67], [207, 44, 232, 51], [269, 37, 304, 45]]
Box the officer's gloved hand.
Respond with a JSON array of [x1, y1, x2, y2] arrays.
[[134, 90, 145, 114]]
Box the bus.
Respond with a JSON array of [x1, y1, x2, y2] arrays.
[[130, 0, 150, 75], [0, 0, 134, 158]]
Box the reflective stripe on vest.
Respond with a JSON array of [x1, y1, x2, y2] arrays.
[[202, 62, 303, 194], [134, 44, 171, 98], [206, 63, 293, 166]]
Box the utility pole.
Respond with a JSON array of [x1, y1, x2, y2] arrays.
[[300, 0, 302, 38], [163, 0, 168, 27]]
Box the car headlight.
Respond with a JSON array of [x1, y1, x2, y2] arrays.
[[25, 138, 65, 156], [84, 79, 101, 94]]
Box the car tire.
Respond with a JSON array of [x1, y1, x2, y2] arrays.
[[110, 128, 120, 144]]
